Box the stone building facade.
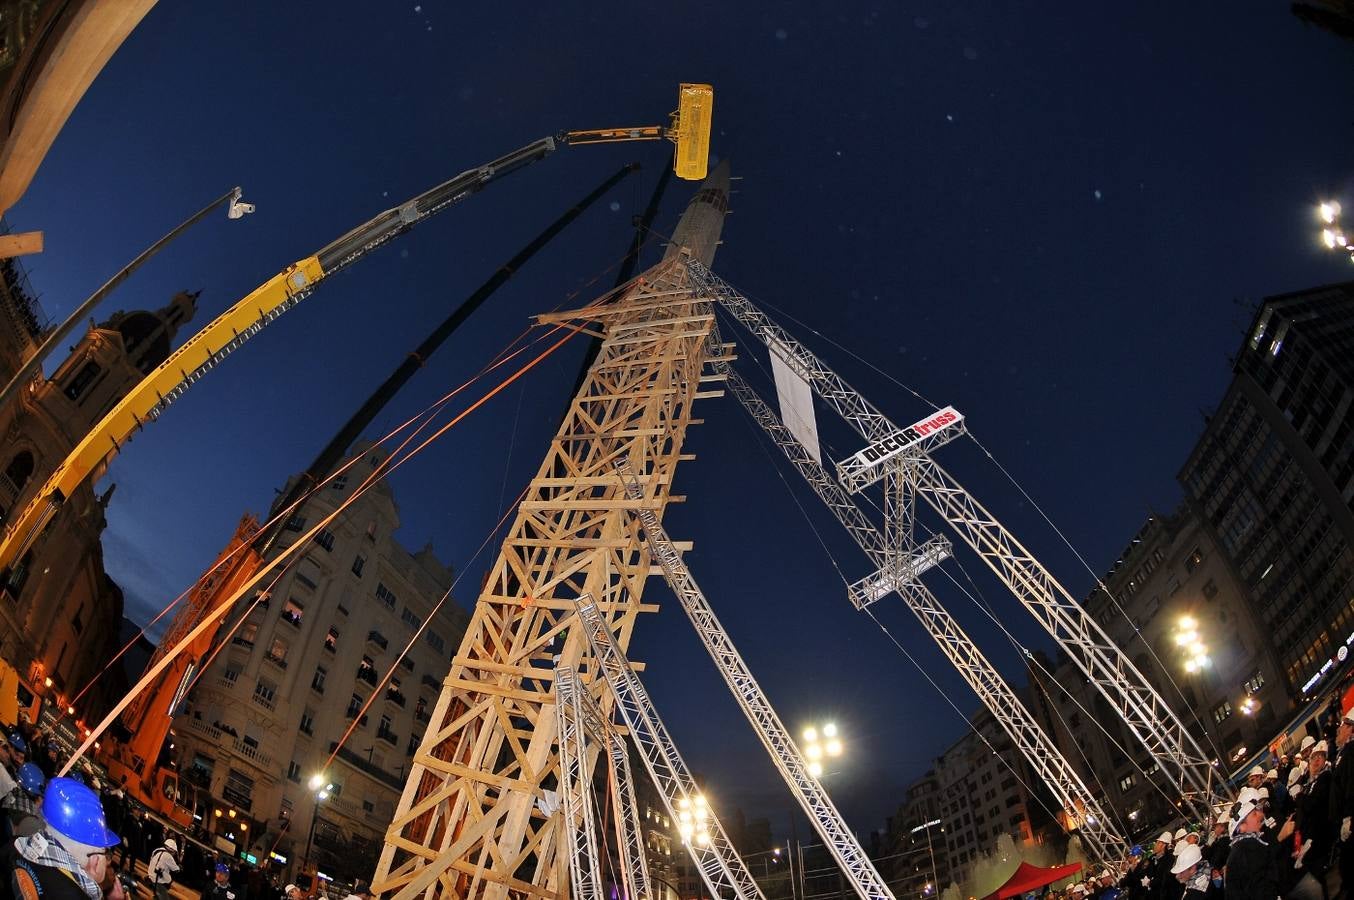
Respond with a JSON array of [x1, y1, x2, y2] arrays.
[[171, 443, 468, 881]]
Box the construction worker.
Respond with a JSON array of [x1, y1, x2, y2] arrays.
[[147, 837, 180, 900], [204, 862, 237, 900], [0, 776, 121, 900], [1226, 799, 1280, 900], [285, 883, 302, 900], [1204, 815, 1230, 870], [3, 762, 45, 837], [1285, 740, 1333, 899]]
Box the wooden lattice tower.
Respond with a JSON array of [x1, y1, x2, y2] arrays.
[[374, 163, 731, 900]]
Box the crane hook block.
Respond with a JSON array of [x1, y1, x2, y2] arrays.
[[672, 83, 713, 181]]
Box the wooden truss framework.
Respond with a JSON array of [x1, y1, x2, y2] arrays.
[[373, 257, 723, 900]]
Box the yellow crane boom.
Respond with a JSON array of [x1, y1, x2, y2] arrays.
[[0, 84, 713, 581]]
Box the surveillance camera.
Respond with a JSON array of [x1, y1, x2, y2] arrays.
[[228, 199, 256, 219]]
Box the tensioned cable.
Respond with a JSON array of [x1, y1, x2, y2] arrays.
[[58, 230, 655, 721], [60, 321, 585, 772], [59, 315, 561, 719]]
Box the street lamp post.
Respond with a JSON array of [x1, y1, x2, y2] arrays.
[[304, 774, 334, 875], [909, 818, 941, 900]]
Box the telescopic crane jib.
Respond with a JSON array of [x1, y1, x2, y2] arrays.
[[0, 83, 714, 586]]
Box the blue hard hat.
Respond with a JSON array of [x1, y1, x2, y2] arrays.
[[41, 777, 119, 848], [215, 863, 230, 875], [1129, 845, 1143, 857], [7, 731, 27, 754], [16, 762, 44, 796]]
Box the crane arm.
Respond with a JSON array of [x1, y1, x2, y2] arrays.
[[0, 136, 558, 577]]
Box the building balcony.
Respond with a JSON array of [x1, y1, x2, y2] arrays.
[[356, 665, 378, 687], [230, 636, 255, 649], [367, 631, 389, 651], [280, 610, 303, 628], [329, 742, 404, 791], [232, 738, 273, 769], [182, 717, 223, 742], [252, 690, 276, 712], [385, 688, 406, 708], [421, 674, 439, 690], [376, 726, 399, 746], [414, 708, 431, 725], [264, 651, 288, 670]]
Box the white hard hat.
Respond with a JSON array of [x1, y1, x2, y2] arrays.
[[1237, 787, 1260, 804], [1173, 839, 1189, 858], [1342, 709, 1354, 724], [1215, 813, 1230, 826], [164, 838, 178, 852], [1289, 767, 1304, 785], [1301, 736, 1316, 750], [1266, 769, 1279, 780], [1232, 801, 1260, 834], [1257, 787, 1270, 800], [1247, 765, 1265, 778], [285, 886, 298, 895], [1174, 828, 1188, 840], [1157, 831, 1173, 845], [1171, 844, 1203, 875], [1314, 740, 1330, 755]]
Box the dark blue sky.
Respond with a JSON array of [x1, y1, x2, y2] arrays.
[[11, 1, 1353, 840]]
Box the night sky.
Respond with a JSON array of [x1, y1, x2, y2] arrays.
[[11, 2, 1353, 843]]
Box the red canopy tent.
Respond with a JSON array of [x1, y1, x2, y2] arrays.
[[982, 861, 1084, 900]]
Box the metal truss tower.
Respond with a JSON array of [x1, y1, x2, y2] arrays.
[[373, 164, 732, 900], [687, 260, 1222, 822], [720, 368, 1124, 863], [553, 667, 651, 900]]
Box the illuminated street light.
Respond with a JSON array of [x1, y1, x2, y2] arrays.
[[801, 722, 844, 778], [1173, 616, 1209, 673], [677, 793, 711, 847], [1316, 200, 1354, 263]]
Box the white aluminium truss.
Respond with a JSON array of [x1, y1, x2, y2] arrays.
[[614, 459, 896, 900], [554, 667, 653, 900], [686, 259, 1222, 819], [720, 366, 1125, 863], [572, 596, 766, 900], [556, 667, 606, 900]]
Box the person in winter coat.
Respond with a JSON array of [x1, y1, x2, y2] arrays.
[[204, 862, 238, 900], [148, 838, 181, 900], [1226, 800, 1281, 900], [1288, 740, 1335, 892], [0, 777, 122, 900]]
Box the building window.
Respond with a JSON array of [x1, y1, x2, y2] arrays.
[[332, 474, 348, 491], [376, 582, 397, 609], [72, 605, 84, 634], [4, 451, 34, 492], [362, 799, 374, 813], [312, 665, 327, 694], [1245, 671, 1265, 693], [1185, 548, 1204, 574], [64, 361, 101, 401], [266, 637, 289, 668], [299, 708, 315, 736], [234, 620, 258, 648], [1213, 700, 1233, 724], [1203, 579, 1219, 599], [287, 761, 302, 783], [352, 555, 366, 577], [223, 666, 241, 684], [325, 627, 339, 652], [282, 598, 304, 627], [401, 608, 421, 630], [254, 679, 278, 710], [425, 630, 446, 655], [315, 529, 336, 552], [346, 694, 364, 719], [365, 521, 377, 542], [1119, 774, 1135, 792], [284, 514, 306, 533], [399, 656, 415, 673]]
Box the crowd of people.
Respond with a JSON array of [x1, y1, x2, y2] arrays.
[[1044, 708, 1354, 900], [0, 716, 371, 900]]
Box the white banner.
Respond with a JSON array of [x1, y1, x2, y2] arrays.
[[768, 337, 822, 464]]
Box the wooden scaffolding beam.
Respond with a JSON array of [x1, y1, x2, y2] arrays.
[[373, 258, 716, 900]]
